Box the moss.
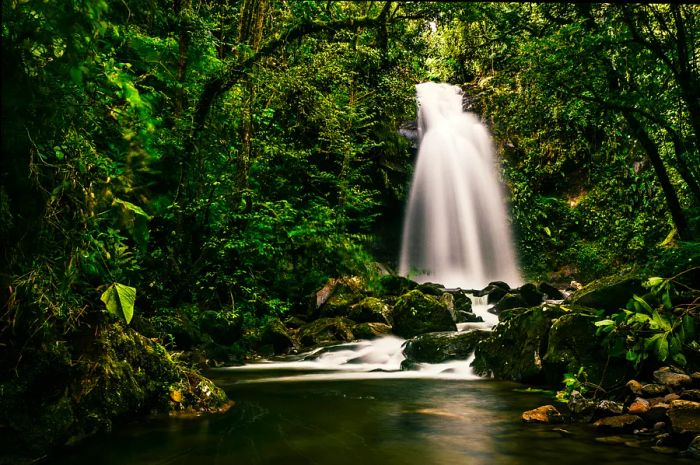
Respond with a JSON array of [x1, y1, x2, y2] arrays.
[[391, 290, 456, 338]]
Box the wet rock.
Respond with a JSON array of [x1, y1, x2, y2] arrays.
[[260, 317, 295, 354], [567, 274, 643, 313], [472, 306, 563, 383], [317, 277, 367, 318], [691, 372, 700, 384], [522, 405, 564, 424], [484, 285, 508, 305], [568, 391, 595, 420], [543, 312, 618, 386], [646, 403, 670, 424], [686, 435, 700, 459], [653, 421, 667, 431], [391, 290, 457, 338], [347, 297, 392, 325], [377, 275, 417, 296], [298, 317, 355, 348], [402, 330, 490, 364], [594, 414, 644, 433], [627, 380, 643, 396], [492, 293, 528, 313], [517, 283, 545, 306], [680, 389, 700, 401], [664, 393, 681, 402], [642, 383, 668, 397], [594, 400, 625, 419], [352, 322, 392, 340], [669, 400, 700, 433], [654, 367, 692, 389], [628, 398, 650, 415], [538, 282, 565, 300], [416, 282, 445, 297], [489, 281, 511, 291]]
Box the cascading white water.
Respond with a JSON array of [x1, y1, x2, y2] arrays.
[[399, 82, 522, 290]]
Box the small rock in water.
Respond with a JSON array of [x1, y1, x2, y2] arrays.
[[680, 389, 700, 402], [595, 436, 628, 445], [652, 446, 680, 455], [594, 400, 624, 418], [522, 405, 564, 424], [593, 415, 644, 433], [686, 435, 700, 459], [653, 421, 667, 431], [628, 397, 650, 415]]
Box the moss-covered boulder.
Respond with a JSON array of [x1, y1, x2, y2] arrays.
[[0, 322, 228, 463], [538, 282, 565, 300], [568, 274, 644, 312], [391, 290, 457, 338], [402, 330, 490, 365], [353, 322, 392, 340], [542, 312, 629, 387], [472, 306, 565, 383], [377, 275, 417, 296], [298, 317, 355, 348], [492, 293, 528, 314], [347, 297, 392, 325], [517, 283, 545, 306], [416, 282, 446, 297], [260, 317, 295, 354], [316, 277, 368, 318]]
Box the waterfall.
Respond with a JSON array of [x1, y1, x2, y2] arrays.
[[399, 82, 522, 290]]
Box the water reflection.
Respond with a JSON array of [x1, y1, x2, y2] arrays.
[[48, 376, 685, 465]]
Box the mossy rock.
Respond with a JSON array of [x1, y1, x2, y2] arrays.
[[260, 317, 295, 354], [538, 282, 565, 300], [391, 290, 457, 338], [298, 317, 356, 348], [517, 283, 545, 306], [493, 293, 528, 314], [416, 282, 446, 296], [472, 306, 564, 383], [377, 275, 417, 296], [353, 322, 392, 340], [402, 330, 490, 365], [317, 278, 368, 318], [347, 297, 392, 325], [568, 274, 643, 313], [0, 322, 228, 462]]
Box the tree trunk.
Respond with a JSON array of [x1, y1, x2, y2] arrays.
[[624, 112, 689, 239]]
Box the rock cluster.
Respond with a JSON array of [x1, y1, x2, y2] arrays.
[[525, 366, 700, 458]]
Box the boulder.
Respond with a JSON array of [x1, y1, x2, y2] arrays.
[[669, 400, 700, 433], [538, 282, 565, 300], [517, 283, 545, 306], [416, 282, 445, 297], [567, 274, 643, 313], [260, 318, 295, 354], [472, 306, 563, 383], [492, 293, 528, 314], [298, 317, 355, 348], [522, 405, 564, 424], [377, 275, 417, 296], [543, 312, 628, 388], [626, 380, 643, 396], [594, 400, 625, 418], [352, 322, 392, 340], [654, 367, 692, 389], [316, 277, 367, 318], [687, 435, 700, 459], [478, 284, 508, 305], [391, 290, 457, 338], [593, 414, 644, 433], [347, 297, 392, 325], [402, 330, 490, 364], [642, 383, 668, 397]]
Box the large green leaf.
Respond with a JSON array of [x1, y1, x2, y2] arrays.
[[100, 282, 136, 324]]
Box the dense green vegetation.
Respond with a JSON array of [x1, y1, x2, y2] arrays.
[[1, 1, 698, 461]]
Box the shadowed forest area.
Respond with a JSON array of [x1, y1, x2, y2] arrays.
[[1, 2, 699, 463]]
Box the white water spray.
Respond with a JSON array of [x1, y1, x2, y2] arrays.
[[399, 82, 522, 289]]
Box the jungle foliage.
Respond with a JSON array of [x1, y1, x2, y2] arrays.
[[1, 1, 699, 453]]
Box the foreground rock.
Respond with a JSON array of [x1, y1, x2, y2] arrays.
[[522, 405, 564, 424], [402, 330, 490, 366], [566, 273, 643, 313], [298, 317, 355, 348], [391, 290, 457, 338]]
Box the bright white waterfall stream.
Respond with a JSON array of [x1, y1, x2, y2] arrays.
[[399, 82, 522, 290]]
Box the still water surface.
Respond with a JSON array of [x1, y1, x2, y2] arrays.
[[48, 363, 683, 465]]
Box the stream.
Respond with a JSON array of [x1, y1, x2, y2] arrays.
[[48, 331, 681, 465]]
